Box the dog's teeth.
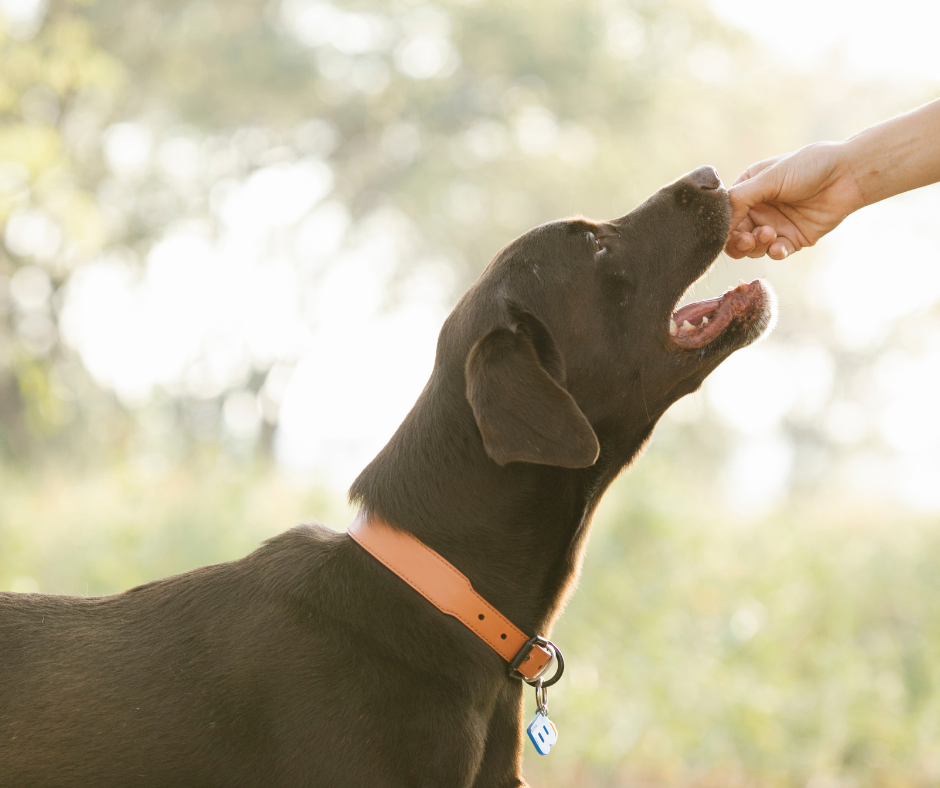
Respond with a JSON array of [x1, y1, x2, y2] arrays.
[[669, 319, 678, 336], [701, 316, 708, 325], [738, 279, 749, 288], [681, 320, 694, 331]]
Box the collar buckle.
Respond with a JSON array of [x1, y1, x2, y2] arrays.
[[508, 635, 565, 687]]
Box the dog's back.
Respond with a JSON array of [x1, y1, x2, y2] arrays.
[[0, 524, 365, 788]]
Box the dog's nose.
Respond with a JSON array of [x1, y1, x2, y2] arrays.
[[687, 165, 722, 190]]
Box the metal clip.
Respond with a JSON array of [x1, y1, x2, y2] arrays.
[[534, 679, 548, 716]]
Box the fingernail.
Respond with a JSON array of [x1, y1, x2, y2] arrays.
[[780, 248, 788, 259]]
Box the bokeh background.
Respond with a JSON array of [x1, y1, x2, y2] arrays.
[[1, 0, 939, 784]]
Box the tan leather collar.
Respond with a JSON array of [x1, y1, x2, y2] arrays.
[[348, 511, 556, 683]]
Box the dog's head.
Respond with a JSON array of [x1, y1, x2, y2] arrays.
[[448, 165, 776, 469]]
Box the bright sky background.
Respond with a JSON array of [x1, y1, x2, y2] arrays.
[[709, 0, 940, 83], [52, 0, 940, 514]]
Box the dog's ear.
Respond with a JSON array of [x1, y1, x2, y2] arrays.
[[465, 307, 600, 468]]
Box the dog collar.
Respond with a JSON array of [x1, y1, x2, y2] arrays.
[[348, 511, 562, 685]]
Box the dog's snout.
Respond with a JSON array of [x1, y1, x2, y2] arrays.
[[687, 165, 722, 191]]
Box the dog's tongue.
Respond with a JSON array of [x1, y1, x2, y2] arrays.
[[669, 279, 762, 349]]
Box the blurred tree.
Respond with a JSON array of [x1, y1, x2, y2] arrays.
[[0, 0, 778, 468]]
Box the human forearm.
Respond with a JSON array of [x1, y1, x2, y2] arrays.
[[841, 98, 940, 207]]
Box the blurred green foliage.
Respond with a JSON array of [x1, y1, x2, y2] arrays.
[[5, 447, 940, 786], [531, 454, 940, 787], [0, 453, 356, 595]]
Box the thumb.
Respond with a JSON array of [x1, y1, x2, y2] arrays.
[[728, 164, 782, 230]]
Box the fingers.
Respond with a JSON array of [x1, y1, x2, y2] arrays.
[[723, 217, 763, 259], [767, 238, 793, 260], [725, 226, 774, 258], [743, 225, 777, 259], [724, 230, 755, 259], [724, 226, 795, 260]]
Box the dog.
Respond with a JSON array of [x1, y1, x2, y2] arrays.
[[0, 165, 774, 787]]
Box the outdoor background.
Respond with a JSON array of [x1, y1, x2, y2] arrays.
[[1, 0, 939, 784]]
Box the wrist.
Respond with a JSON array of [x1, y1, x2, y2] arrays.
[[830, 137, 873, 213]]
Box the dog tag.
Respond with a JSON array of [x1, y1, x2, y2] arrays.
[[526, 711, 558, 756]]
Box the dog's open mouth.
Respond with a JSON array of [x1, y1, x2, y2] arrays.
[[669, 279, 771, 349]]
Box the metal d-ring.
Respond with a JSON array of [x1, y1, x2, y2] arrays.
[[538, 641, 564, 688]]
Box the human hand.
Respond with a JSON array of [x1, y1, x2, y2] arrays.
[[725, 142, 866, 260]]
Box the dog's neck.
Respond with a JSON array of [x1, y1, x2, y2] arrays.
[[349, 375, 658, 636]]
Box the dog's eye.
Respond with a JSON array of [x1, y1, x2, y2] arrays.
[[587, 232, 605, 257]]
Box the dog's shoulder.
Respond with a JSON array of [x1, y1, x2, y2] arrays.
[[258, 521, 346, 551], [247, 521, 347, 573], [237, 521, 358, 602]]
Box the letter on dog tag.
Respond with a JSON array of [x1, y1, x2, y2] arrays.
[[526, 711, 558, 756]]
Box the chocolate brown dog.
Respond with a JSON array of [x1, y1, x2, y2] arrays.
[[0, 166, 774, 787]]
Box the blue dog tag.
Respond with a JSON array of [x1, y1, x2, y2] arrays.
[[526, 711, 558, 756]]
